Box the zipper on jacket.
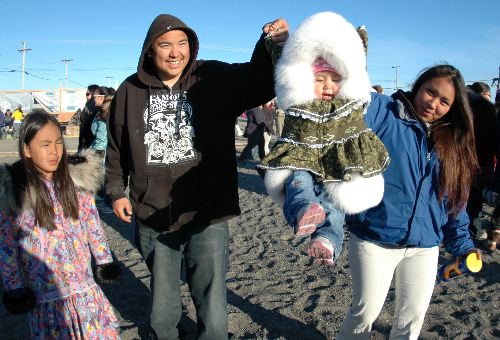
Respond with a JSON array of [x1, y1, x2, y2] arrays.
[[404, 133, 432, 244]]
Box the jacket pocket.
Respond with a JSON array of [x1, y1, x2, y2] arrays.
[[168, 167, 199, 229], [136, 176, 172, 227], [136, 168, 199, 230]]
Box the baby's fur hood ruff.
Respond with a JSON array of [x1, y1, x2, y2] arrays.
[[275, 11, 371, 110], [0, 149, 104, 213]]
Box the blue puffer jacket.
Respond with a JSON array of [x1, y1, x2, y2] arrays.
[[347, 91, 474, 257]]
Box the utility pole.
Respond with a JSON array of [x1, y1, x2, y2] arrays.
[[61, 59, 73, 80], [392, 65, 400, 90], [18, 41, 32, 90], [106, 76, 113, 87]]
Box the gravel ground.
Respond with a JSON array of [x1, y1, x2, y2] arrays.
[[1, 135, 499, 339]]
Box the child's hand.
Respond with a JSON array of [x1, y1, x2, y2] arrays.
[[461, 248, 482, 262], [112, 197, 133, 223], [95, 262, 121, 283], [263, 18, 289, 45]]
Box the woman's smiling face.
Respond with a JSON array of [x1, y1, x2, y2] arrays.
[[413, 76, 455, 123]]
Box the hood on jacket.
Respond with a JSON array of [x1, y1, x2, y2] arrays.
[[138, 14, 200, 87], [275, 11, 371, 109], [0, 149, 104, 213]]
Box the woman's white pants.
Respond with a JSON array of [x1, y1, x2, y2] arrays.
[[336, 234, 439, 340]]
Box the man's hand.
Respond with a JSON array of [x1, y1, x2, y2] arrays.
[[263, 18, 289, 45], [112, 197, 133, 223]]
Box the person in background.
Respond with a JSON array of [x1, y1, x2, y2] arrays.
[[465, 85, 496, 240], [239, 105, 268, 162], [106, 13, 288, 339], [272, 98, 285, 137], [5, 109, 13, 129], [90, 86, 112, 158], [91, 86, 115, 214], [337, 64, 480, 339], [494, 90, 500, 114], [0, 108, 6, 139], [234, 116, 244, 136], [106, 87, 116, 96], [78, 84, 99, 151], [482, 87, 500, 250], [371, 84, 384, 94], [12, 104, 24, 139], [262, 101, 275, 155], [469, 81, 491, 101]]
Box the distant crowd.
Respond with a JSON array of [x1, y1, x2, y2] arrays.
[[0, 104, 26, 139]]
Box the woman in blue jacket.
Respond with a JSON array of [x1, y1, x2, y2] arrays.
[[337, 64, 480, 339]]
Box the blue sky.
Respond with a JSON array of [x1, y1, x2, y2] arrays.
[[1, 0, 500, 95]]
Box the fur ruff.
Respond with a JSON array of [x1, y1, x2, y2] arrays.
[[324, 173, 384, 214], [274, 11, 371, 110], [264, 169, 384, 213], [0, 149, 104, 213], [68, 148, 105, 195], [263, 169, 292, 207]]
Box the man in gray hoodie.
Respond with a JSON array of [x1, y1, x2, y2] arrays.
[[106, 13, 288, 339]]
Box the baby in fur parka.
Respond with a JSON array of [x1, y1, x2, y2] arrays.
[[258, 12, 390, 266]]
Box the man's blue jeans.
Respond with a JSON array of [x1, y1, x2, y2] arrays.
[[283, 170, 345, 259], [135, 220, 229, 340]]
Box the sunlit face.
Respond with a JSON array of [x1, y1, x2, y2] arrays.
[[23, 122, 64, 180], [413, 77, 455, 123], [150, 30, 190, 87], [313, 70, 342, 100], [94, 94, 105, 107]]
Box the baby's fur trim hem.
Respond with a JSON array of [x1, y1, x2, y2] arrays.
[[325, 173, 384, 214]]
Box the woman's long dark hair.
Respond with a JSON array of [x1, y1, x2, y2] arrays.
[[411, 64, 478, 215], [19, 112, 78, 230]]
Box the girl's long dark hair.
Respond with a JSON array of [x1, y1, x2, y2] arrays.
[[94, 86, 114, 121], [412, 64, 478, 216], [19, 112, 78, 230]]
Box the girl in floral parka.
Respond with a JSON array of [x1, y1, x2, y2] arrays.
[[0, 112, 121, 339]]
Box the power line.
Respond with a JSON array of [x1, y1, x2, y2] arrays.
[[24, 71, 51, 81], [66, 78, 86, 87]]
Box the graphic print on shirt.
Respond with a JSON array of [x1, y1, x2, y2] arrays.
[[143, 90, 196, 165]]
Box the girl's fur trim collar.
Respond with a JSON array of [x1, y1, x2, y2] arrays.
[[0, 149, 104, 213], [275, 12, 371, 110]]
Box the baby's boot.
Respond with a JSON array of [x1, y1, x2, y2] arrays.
[[295, 203, 325, 236], [307, 236, 334, 266]]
